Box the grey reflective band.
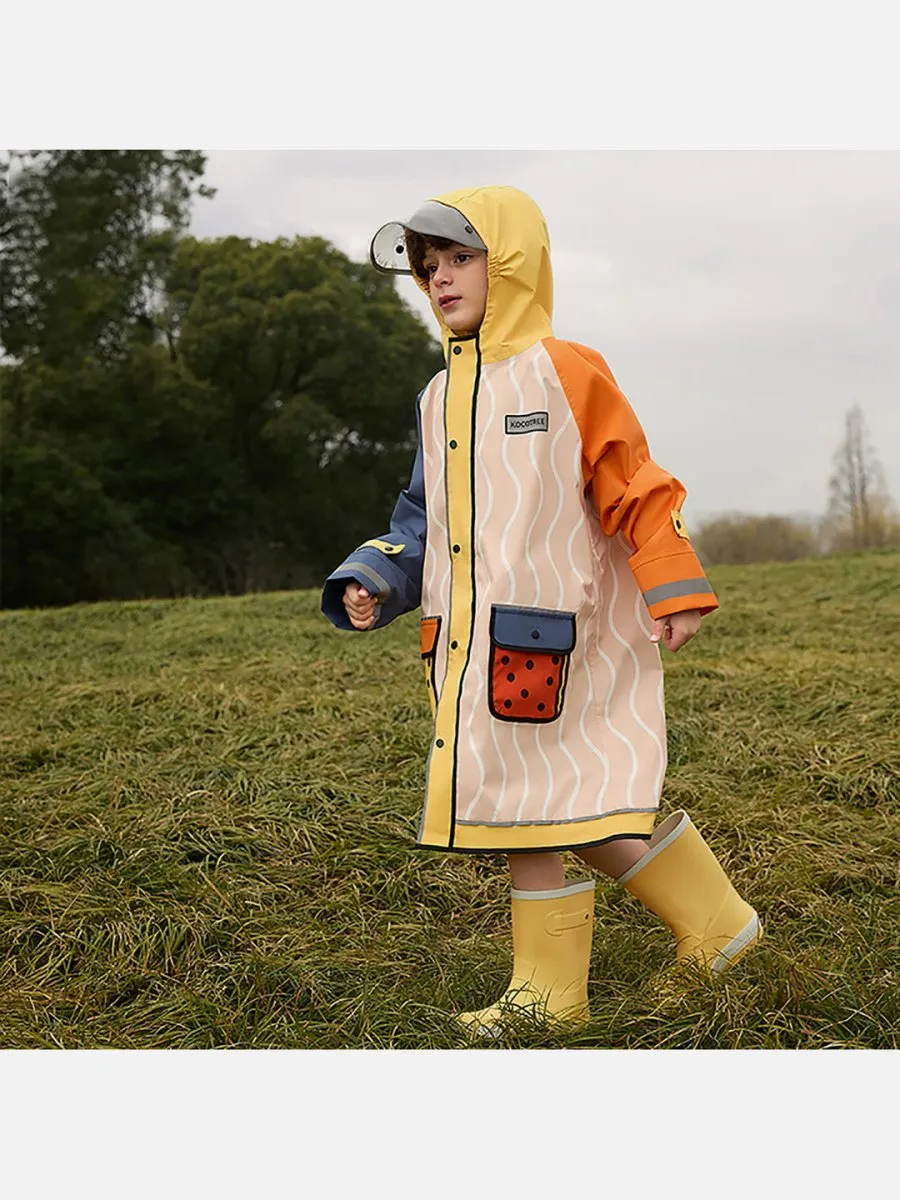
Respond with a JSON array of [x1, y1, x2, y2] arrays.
[[642, 577, 712, 607], [369, 201, 486, 275], [510, 879, 595, 901], [456, 805, 658, 827], [339, 561, 390, 598]]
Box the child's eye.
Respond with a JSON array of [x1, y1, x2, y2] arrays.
[[455, 253, 472, 265], [424, 263, 437, 275]]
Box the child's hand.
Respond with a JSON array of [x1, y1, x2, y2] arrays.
[[650, 608, 701, 652], [343, 581, 377, 630]]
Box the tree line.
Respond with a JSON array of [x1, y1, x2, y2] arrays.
[[1, 151, 896, 609], [0, 151, 443, 609]]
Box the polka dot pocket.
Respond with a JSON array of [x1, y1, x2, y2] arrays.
[[487, 604, 577, 724]]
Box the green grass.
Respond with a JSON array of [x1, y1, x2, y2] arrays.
[[1, 550, 898, 1048]]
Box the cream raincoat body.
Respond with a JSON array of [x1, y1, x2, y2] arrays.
[[322, 187, 718, 854]]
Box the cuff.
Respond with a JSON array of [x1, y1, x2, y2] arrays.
[[321, 561, 392, 631], [629, 542, 718, 620]]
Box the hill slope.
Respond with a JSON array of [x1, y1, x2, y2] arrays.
[[1, 551, 897, 1048]]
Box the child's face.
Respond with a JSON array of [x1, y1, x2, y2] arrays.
[[423, 243, 488, 335]]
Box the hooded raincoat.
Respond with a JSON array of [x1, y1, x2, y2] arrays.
[[322, 186, 718, 854]]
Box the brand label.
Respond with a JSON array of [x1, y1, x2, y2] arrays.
[[505, 411, 549, 435]]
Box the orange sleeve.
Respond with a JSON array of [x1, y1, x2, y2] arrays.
[[544, 337, 718, 620]]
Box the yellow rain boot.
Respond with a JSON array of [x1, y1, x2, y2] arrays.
[[457, 880, 595, 1037], [617, 810, 762, 975]]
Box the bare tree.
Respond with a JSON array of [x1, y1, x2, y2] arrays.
[[825, 406, 892, 551]]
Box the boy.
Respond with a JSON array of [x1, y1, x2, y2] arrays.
[[321, 186, 761, 1034]]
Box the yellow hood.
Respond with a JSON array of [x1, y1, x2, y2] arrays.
[[412, 185, 555, 365]]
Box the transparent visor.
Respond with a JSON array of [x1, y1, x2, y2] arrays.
[[369, 201, 487, 275]]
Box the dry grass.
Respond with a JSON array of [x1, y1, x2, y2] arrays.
[[1, 549, 897, 1048]]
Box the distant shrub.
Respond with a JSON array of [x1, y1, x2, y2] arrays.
[[694, 513, 821, 566]]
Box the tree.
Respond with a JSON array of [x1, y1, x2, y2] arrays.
[[162, 233, 444, 592], [0, 351, 217, 607], [1, 169, 444, 606], [824, 405, 899, 552], [0, 150, 213, 365]]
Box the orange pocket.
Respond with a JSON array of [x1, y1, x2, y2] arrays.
[[420, 616, 440, 657], [487, 605, 576, 724], [420, 616, 441, 716]]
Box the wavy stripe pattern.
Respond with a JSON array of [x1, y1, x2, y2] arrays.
[[418, 343, 666, 837]]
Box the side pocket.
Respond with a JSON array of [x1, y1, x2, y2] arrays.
[[488, 605, 576, 724], [420, 615, 442, 717]]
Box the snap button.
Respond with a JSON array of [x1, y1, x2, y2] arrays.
[[531, 629, 540, 640], [452, 544, 461, 554], [451, 640, 458, 649], [452, 345, 462, 355], [449, 440, 458, 449], [436, 739, 444, 748]]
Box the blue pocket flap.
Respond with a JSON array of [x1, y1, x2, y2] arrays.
[[490, 605, 577, 654]]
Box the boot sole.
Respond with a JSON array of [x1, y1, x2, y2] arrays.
[[457, 1001, 590, 1039], [711, 911, 762, 974]]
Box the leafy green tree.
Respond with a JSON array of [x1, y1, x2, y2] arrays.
[[1, 151, 218, 607], [162, 234, 444, 591], [1, 149, 213, 365], [1, 151, 444, 606], [1, 354, 214, 607]]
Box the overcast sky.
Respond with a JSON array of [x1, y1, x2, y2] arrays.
[[188, 150, 900, 524]]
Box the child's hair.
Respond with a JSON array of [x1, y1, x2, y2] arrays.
[[404, 229, 455, 283]]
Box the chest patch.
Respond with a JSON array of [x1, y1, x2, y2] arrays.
[[505, 411, 549, 435]]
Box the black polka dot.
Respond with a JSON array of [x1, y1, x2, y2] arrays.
[[501, 655, 510, 665], [552, 655, 560, 664], [504, 700, 512, 709], [525, 660, 534, 670], [538, 702, 546, 712], [546, 676, 554, 686], [521, 689, 529, 698], [507, 673, 515, 683]]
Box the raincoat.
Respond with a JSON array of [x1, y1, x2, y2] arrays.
[[322, 186, 718, 854]]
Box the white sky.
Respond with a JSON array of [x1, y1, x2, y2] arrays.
[[189, 150, 900, 524]]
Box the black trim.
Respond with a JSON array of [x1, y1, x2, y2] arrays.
[[415, 831, 653, 856], [447, 333, 481, 850], [440, 360, 454, 845]]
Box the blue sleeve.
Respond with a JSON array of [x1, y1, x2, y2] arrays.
[[321, 394, 428, 632]]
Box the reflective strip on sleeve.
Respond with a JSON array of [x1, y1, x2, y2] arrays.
[[338, 561, 391, 597], [642, 577, 712, 607]]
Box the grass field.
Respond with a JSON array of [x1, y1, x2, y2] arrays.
[[1, 550, 898, 1049]]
